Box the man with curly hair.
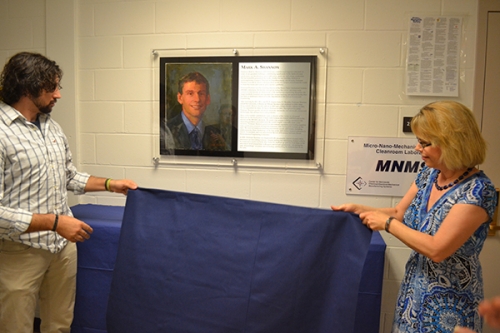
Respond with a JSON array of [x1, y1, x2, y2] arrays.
[[0, 52, 137, 333]]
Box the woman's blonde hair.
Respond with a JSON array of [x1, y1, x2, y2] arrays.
[[411, 101, 486, 170]]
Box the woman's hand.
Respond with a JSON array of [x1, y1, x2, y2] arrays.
[[453, 327, 476, 333], [331, 204, 365, 215], [359, 210, 390, 231]]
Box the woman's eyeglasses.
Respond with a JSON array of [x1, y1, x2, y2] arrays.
[[416, 138, 432, 149]]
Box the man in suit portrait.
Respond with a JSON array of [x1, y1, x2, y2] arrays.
[[166, 72, 226, 151]]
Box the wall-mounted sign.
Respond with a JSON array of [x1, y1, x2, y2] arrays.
[[346, 136, 425, 197]]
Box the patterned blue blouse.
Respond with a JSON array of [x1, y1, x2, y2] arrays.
[[392, 166, 497, 333]]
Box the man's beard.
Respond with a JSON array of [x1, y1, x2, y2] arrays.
[[31, 97, 55, 115]]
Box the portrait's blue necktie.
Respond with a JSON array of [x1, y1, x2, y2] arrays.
[[190, 128, 202, 150]]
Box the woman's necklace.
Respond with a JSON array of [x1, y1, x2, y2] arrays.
[[434, 168, 473, 191]]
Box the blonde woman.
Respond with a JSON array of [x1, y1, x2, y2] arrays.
[[332, 101, 497, 333]]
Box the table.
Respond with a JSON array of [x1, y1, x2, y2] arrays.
[[70, 204, 385, 333]]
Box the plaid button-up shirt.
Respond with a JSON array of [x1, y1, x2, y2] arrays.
[[0, 101, 89, 253]]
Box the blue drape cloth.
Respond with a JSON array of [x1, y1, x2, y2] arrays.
[[71, 205, 125, 333], [106, 188, 373, 333]]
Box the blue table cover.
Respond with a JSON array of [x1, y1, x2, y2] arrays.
[[102, 188, 376, 333]]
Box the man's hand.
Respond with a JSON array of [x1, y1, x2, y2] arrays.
[[55, 215, 93, 243], [108, 179, 138, 195], [85, 176, 138, 194]]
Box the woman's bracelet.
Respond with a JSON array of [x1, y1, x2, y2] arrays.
[[385, 216, 395, 233]]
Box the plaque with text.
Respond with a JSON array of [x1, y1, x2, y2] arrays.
[[160, 56, 317, 160]]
